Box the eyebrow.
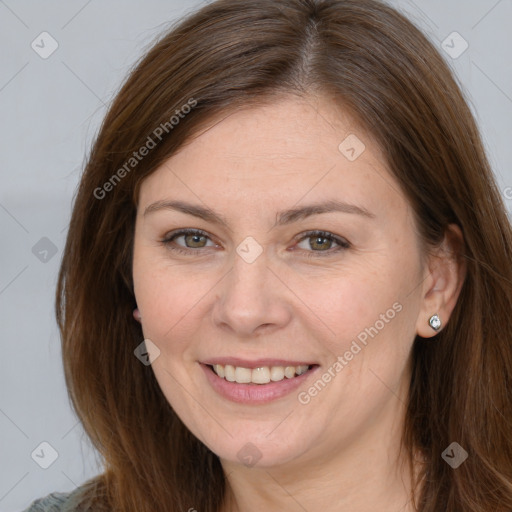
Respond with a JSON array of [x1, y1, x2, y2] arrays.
[[143, 199, 375, 228]]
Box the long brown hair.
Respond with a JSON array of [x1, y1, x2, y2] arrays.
[[56, 0, 512, 510]]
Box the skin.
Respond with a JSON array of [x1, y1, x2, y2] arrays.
[[132, 94, 466, 512]]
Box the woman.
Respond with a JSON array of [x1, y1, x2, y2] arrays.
[[24, 0, 512, 510]]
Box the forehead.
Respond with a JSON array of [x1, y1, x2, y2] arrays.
[[138, 95, 408, 224], [176, 94, 368, 165]]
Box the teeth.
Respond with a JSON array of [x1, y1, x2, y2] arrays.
[[270, 366, 284, 381], [211, 364, 310, 384], [224, 364, 235, 382], [252, 367, 271, 384], [284, 366, 295, 379], [235, 366, 252, 383], [296, 365, 309, 376]]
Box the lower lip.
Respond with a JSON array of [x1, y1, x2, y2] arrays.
[[200, 364, 319, 404]]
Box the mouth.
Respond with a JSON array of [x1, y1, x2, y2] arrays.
[[200, 360, 320, 404], [208, 363, 314, 384]]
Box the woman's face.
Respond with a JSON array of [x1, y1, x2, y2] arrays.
[[132, 95, 433, 469]]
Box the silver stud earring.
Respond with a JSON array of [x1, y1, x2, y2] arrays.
[[428, 314, 441, 331]]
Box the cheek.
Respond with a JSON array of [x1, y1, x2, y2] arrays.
[[298, 258, 417, 367], [133, 256, 221, 362]]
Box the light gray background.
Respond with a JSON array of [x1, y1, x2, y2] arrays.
[[0, 1, 511, 511]]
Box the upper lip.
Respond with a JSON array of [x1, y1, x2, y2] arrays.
[[201, 357, 317, 369]]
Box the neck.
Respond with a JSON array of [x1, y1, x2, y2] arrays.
[[222, 451, 418, 512]]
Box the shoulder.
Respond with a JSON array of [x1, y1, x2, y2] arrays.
[[22, 486, 86, 512]]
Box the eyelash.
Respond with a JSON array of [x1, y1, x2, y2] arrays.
[[161, 229, 350, 258]]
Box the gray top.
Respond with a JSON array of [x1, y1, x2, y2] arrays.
[[22, 486, 87, 512]]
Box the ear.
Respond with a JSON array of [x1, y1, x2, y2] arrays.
[[133, 308, 142, 323], [415, 224, 466, 338]]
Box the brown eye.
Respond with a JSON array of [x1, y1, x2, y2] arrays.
[[307, 234, 333, 251], [182, 233, 208, 248], [162, 229, 217, 253], [295, 230, 350, 257]]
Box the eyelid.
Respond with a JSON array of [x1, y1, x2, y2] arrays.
[[162, 227, 211, 242], [293, 230, 349, 246]]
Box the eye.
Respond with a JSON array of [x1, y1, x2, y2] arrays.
[[294, 230, 350, 257], [161, 229, 218, 254], [161, 228, 350, 258]]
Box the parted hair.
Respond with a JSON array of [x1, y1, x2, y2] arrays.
[[56, 0, 512, 510]]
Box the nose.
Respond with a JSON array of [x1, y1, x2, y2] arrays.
[[211, 249, 292, 338]]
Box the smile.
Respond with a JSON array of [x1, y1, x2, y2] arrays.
[[210, 363, 311, 384], [200, 360, 319, 404]]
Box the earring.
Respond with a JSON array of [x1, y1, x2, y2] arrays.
[[133, 308, 142, 322], [428, 314, 441, 331]]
